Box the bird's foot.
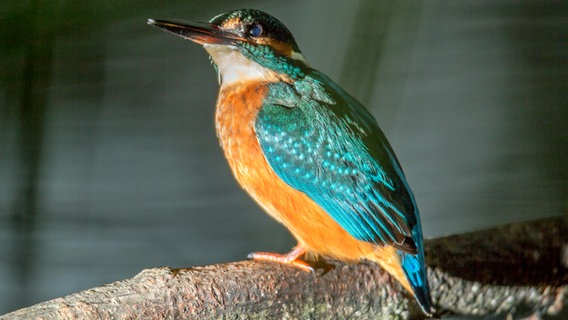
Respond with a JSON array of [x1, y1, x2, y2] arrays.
[[247, 246, 314, 274]]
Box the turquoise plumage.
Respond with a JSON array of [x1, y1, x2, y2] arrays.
[[255, 69, 431, 311], [256, 71, 415, 248]]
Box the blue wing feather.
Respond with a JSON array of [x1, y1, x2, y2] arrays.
[[255, 70, 417, 249], [255, 70, 433, 313]]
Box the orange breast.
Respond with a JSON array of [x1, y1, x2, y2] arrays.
[[214, 81, 411, 292]]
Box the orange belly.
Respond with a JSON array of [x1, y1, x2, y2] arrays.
[[215, 81, 411, 292]]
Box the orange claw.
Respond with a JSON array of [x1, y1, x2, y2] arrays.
[[247, 246, 314, 273]]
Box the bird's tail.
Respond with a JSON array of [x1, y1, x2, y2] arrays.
[[370, 244, 433, 316], [399, 249, 433, 316]]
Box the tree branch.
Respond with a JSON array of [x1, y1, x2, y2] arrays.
[[1, 216, 567, 319]]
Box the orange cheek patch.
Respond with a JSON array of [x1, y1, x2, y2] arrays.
[[220, 18, 242, 31], [255, 39, 293, 57]]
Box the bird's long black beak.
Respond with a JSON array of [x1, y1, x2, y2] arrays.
[[148, 18, 236, 45]]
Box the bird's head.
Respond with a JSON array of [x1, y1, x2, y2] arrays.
[[148, 9, 309, 86]]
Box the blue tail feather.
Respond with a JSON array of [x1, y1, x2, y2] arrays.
[[400, 251, 433, 315], [399, 226, 433, 315]]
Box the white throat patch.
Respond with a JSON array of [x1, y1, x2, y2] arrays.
[[204, 44, 282, 86]]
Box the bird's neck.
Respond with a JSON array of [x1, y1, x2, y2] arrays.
[[204, 44, 290, 87]]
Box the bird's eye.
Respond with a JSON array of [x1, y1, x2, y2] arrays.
[[248, 24, 263, 37]]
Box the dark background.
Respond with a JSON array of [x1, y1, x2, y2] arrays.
[[1, 0, 566, 314]]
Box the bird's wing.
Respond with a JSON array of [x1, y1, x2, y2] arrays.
[[254, 71, 419, 252]]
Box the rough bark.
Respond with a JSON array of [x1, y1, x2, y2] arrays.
[[1, 216, 567, 319]]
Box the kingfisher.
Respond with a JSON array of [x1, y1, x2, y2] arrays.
[[148, 9, 433, 315]]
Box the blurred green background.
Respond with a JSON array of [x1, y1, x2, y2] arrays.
[[1, 0, 566, 314]]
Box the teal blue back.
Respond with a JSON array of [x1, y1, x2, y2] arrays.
[[255, 70, 432, 313]]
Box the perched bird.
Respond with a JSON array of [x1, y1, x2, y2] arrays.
[[149, 9, 433, 315]]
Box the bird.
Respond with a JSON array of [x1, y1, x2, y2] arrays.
[[148, 9, 433, 315]]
